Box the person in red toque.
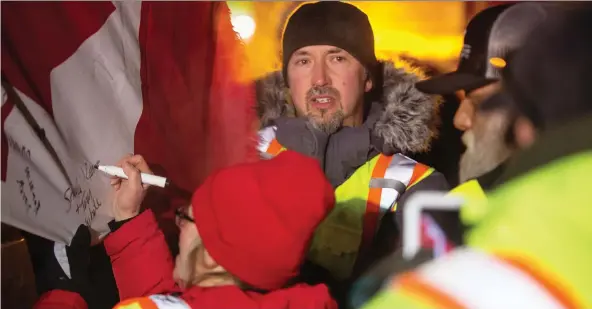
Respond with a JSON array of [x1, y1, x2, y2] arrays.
[[101, 150, 336, 309]]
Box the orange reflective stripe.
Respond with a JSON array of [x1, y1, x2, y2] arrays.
[[408, 163, 430, 187], [396, 272, 467, 309], [266, 138, 283, 156], [499, 255, 583, 309], [114, 297, 159, 309], [360, 155, 393, 252]]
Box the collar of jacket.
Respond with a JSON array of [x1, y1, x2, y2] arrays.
[[475, 160, 508, 192], [255, 59, 442, 154], [495, 113, 592, 186]]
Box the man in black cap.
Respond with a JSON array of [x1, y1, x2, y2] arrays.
[[254, 0, 448, 290], [346, 4, 557, 307], [361, 6, 592, 308], [417, 3, 553, 196]]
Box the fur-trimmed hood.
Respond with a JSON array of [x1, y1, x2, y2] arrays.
[[255, 60, 441, 154]]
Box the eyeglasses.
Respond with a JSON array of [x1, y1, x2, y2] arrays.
[[175, 207, 195, 224]]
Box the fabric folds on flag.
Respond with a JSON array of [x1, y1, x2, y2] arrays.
[[1, 1, 256, 244]]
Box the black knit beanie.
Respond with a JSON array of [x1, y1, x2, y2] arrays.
[[281, 1, 378, 84]]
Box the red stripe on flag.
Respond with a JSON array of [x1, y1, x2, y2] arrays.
[[136, 2, 256, 237], [1, 2, 116, 116]]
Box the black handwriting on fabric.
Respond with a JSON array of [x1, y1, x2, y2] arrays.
[[81, 160, 99, 180], [17, 168, 40, 216], [7, 137, 31, 160], [64, 184, 83, 213], [16, 180, 31, 211], [63, 182, 102, 226], [24, 167, 41, 215], [83, 193, 101, 227]]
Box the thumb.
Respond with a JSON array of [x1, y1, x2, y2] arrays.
[[122, 162, 142, 190]]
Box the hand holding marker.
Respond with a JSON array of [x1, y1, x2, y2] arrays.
[[94, 163, 169, 188]]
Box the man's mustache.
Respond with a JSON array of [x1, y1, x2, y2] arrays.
[[305, 86, 341, 102]]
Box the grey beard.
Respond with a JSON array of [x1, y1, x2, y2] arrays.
[[459, 151, 510, 183], [458, 111, 515, 183], [306, 109, 345, 135], [458, 132, 513, 183]]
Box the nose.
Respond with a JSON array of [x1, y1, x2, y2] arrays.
[[311, 62, 330, 87], [454, 99, 475, 131]]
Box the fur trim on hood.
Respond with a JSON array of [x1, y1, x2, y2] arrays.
[[255, 60, 441, 153]]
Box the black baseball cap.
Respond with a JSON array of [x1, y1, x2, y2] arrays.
[[416, 3, 550, 95]]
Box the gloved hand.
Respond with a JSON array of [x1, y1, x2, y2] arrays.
[[24, 225, 95, 307]]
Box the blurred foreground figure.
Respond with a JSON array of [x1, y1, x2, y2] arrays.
[[362, 6, 592, 309], [348, 4, 552, 307]]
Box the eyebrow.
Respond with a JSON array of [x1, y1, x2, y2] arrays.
[[327, 48, 344, 55], [293, 50, 310, 57], [293, 47, 345, 57]]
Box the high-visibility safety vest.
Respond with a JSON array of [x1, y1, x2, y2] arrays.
[[365, 249, 584, 309], [258, 126, 435, 279], [448, 179, 486, 204], [362, 151, 592, 309], [114, 294, 190, 309]]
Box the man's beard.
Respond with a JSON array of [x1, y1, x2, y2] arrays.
[[459, 113, 514, 183], [305, 85, 344, 135]]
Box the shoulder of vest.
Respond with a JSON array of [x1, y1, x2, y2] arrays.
[[257, 126, 278, 145], [391, 248, 577, 309], [373, 153, 435, 187], [114, 294, 191, 309], [257, 126, 282, 157], [377, 153, 434, 169]]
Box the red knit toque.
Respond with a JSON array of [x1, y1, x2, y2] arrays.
[[191, 150, 335, 290]]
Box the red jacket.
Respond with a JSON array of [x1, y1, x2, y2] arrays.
[[108, 210, 336, 309], [34, 290, 87, 309]]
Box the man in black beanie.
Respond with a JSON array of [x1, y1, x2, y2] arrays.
[[280, 1, 378, 134], [254, 0, 449, 290]]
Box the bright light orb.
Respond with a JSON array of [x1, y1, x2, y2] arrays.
[[231, 15, 256, 40]]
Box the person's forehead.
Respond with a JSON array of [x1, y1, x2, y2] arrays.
[[292, 45, 348, 56]]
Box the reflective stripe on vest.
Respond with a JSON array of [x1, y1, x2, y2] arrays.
[[257, 126, 285, 159], [256, 127, 434, 279], [114, 295, 191, 309], [392, 249, 581, 309], [310, 154, 434, 279], [361, 154, 430, 253]]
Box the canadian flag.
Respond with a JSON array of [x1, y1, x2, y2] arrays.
[[1, 2, 256, 244]]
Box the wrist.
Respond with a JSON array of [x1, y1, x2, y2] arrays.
[[114, 210, 139, 222], [109, 214, 137, 232]]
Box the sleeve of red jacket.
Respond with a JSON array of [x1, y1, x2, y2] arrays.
[[33, 290, 87, 309], [103, 209, 179, 300]]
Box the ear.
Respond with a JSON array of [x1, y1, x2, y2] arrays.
[[513, 116, 537, 149], [365, 78, 373, 93]]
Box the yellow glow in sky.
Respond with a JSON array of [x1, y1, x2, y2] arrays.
[[230, 2, 466, 81]]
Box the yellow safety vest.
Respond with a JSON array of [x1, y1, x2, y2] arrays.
[[258, 126, 435, 279], [448, 179, 486, 204], [363, 152, 592, 309]]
